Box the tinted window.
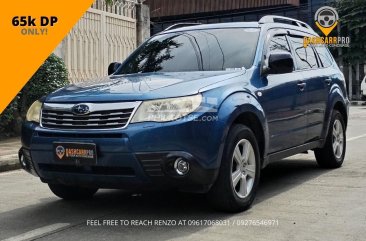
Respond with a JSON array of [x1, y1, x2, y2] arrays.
[[117, 28, 260, 74], [315, 45, 332, 68], [268, 35, 291, 53], [288, 37, 318, 70]]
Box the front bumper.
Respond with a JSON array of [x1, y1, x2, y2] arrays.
[[20, 116, 224, 192]]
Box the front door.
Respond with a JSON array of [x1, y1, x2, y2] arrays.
[[258, 34, 307, 153]]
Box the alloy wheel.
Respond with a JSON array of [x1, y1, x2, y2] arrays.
[[231, 139, 256, 198], [332, 119, 344, 159]]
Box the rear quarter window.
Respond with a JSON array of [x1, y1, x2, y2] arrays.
[[314, 45, 333, 68]]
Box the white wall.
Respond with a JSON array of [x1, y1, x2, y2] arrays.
[[55, 0, 138, 83]]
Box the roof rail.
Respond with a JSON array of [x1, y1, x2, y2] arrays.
[[164, 23, 202, 31], [259, 15, 311, 29]]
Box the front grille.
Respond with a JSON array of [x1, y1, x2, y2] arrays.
[[41, 102, 140, 130], [41, 109, 133, 129]]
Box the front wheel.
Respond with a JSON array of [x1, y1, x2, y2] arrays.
[[314, 110, 346, 168], [48, 184, 98, 200], [208, 124, 261, 212]]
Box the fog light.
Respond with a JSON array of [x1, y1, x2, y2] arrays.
[[174, 158, 189, 175]]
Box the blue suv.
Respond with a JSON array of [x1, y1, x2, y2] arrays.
[[20, 16, 349, 212]]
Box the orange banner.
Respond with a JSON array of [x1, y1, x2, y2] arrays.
[[0, 0, 94, 114]]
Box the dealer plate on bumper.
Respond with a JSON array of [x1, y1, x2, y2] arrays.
[[53, 142, 97, 165]]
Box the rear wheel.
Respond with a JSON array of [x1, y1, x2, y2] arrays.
[[208, 124, 261, 212], [314, 110, 346, 168], [48, 184, 98, 200]]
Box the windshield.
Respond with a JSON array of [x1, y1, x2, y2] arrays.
[[116, 28, 260, 74]]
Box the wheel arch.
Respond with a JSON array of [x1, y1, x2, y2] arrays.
[[217, 92, 269, 168], [233, 112, 266, 165], [334, 101, 348, 128], [321, 87, 349, 142]]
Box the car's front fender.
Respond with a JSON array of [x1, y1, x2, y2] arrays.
[[214, 91, 269, 168]]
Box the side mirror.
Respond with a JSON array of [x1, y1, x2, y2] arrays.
[[108, 62, 122, 75], [263, 52, 294, 76]]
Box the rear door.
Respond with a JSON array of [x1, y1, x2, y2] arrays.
[[311, 45, 338, 138], [287, 34, 328, 142], [259, 31, 307, 153]]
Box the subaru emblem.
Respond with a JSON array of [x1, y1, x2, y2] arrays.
[[72, 104, 90, 115]]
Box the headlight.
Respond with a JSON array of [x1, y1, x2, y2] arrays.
[[26, 100, 42, 123], [131, 94, 202, 123]]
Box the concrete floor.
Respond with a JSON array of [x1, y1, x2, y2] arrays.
[[1, 106, 366, 241]]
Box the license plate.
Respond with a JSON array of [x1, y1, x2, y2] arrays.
[[53, 142, 97, 165]]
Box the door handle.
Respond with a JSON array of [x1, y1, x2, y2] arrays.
[[297, 82, 306, 91], [325, 78, 332, 85]]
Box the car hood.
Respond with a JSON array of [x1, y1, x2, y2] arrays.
[[45, 71, 244, 103]]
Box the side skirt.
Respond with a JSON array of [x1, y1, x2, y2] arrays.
[[262, 140, 323, 168]]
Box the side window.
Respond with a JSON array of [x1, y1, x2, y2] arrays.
[[268, 35, 291, 53], [288, 36, 318, 70], [314, 45, 332, 68]]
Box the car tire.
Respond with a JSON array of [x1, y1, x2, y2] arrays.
[[48, 184, 98, 200], [314, 110, 346, 168], [208, 124, 261, 212]]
